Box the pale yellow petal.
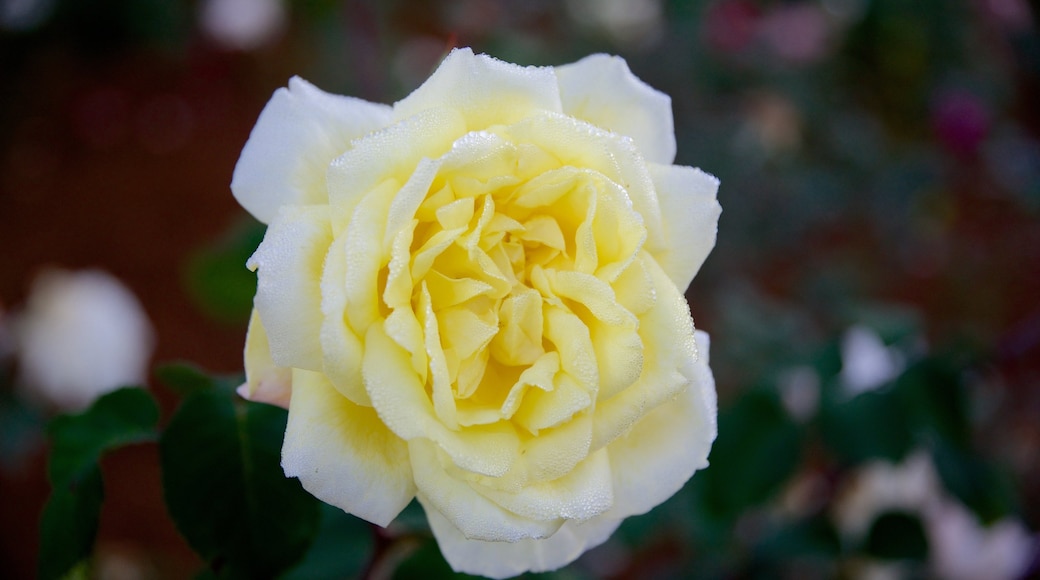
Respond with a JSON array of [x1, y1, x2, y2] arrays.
[[247, 205, 331, 372], [362, 323, 519, 477], [340, 181, 395, 334], [394, 48, 563, 131], [556, 54, 676, 164], [282, 368, 415, 527], [647, 163, 722, 291], [506, 113, 665, 250], [411, 438, 561, 542], [326, 108, 465, 231], [471, 448, 613, 522], [501, 351, 559, 418], [318, 230, 369, 406], [238, 308, 291, 409], [418, 282, 457, 428], [489, 285, 544, 367], [588, 317, 644, 401], [605, 330, 716, 518], [591, 253, 698, 450], [514, 373, 592, 434], [426, 501, 620, 579]]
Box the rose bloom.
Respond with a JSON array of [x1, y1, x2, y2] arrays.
[[233, 48, 720, 578]]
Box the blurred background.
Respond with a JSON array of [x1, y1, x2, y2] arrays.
[[2, 0, 1039, 578]]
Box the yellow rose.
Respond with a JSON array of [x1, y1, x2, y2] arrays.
[[233, 48, 720, 578]]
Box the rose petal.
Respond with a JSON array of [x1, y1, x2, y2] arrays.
[[506, 113, 665, 251], [605, 330, 716, 519], [591, 254, 698, 450], [556, 53, 677, 165], [647, 163, 722, 291], [247, 205, 332, 372], [327, 108, 465, 233], [470, 448, 613, 522], [282, 368, 415, 527], [231, 77, 392, 224], [394, 48, 563, 131], [471, 411, 593, 493], [425, 500, 621, 579], [411, 438, 562, 542], [362, 323, 519, 477], [238, 309, 291, 409], [318, 229, 369, 406]]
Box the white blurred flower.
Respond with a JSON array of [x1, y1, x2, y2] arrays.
[[834, 451, 1037, 579], [14, 269, 154, 411], [200, 0, 286, 52], [928, 500, 1035, 580], [840, 325, 905, 396], [833, 451, 941, 541]]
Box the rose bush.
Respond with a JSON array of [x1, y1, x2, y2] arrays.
[[232, 48, 720, 578]]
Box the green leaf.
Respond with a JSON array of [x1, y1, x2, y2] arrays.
[[283, 503, 374, 580], [38, 388, 159, 580], [864, 511, 929, 560], [893, 358, 971, 449], [155, 362, 238, 397], [699, 389, 803, 520], [160, 388, 320, 578], [186, 217, 265, 325], [931, 443, 1017, 524], [818, 388, 914, 464], [39, 466, 104, 580], [47, 387, 159, 485]]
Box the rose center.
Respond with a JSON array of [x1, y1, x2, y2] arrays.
[[378, 139, 647, 433]]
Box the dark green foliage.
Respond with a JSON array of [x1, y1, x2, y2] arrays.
[[160, 384, 320, 578], [819, 388, 915, 464], [155, 362, 240, 397], [864, 511, 929, 561], [932, 443, 1018, 525], [186, 218, 266, 325], [38, 388, 159, 580], [700, 389, 802, 520], [284, 503, 375, 580]]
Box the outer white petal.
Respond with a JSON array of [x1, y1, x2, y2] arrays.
[[647, 163, 721, 291], [425, 500, 621, 579], [231, 77, 392, 224], [282, 368, 415, 527], [555, 54, 676, 164], [393, 48, 562, 130], [247, 205, 331, 372], [605, 330, 716, 519]]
